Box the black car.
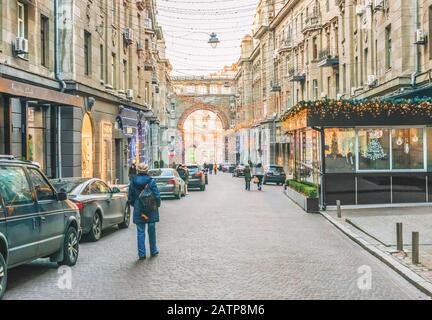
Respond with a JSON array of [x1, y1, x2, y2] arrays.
[[263, 165, 287, 185], [0, 156, 81, 299], [233, 164, 246, 177], [186, 165, 206, 191]]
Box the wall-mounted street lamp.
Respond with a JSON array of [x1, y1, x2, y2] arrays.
[[208, 32, 220, 49]]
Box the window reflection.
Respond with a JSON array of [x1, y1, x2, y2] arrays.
[[392, 128, 424, 170], [358, 129, 390, 170]]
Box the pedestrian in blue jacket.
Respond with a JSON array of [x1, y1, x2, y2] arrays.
[[128, 163, 161, 260]]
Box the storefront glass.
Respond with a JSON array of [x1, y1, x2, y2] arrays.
[[27, 106, 46, 170], [325, 128, 356, 173], [100, 122, 113, 183], [295, 129, 320, 184], [82, 113, 94, 178], [358, 128, 390, 170], [391, 128, 424, 170]]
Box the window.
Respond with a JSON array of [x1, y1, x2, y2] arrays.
[[84, 31, 92, 76], [364, 48, 368, 85], [312, 80, 318, 100], [358, 129, 390, 170], [111, 53, 117, 89], [40, 15, 49, 67], [17, 1, 26, 38], [90, 181, 111, 194], [355, 56, 359, 87], [171, 102, 176, 112], [27, 105, 46, 170], [100, 44, 105, 81], [0, 166, 33, 206], [122, 59, 128, 90], [325, 128, 356, 173], [28, 168, 55, 201], [312, 37, 318, 60], [392, 128, 424, 170], [429, 6, 432, 59], [386, 25, 392, 69]]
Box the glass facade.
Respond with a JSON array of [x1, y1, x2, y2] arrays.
[[358, 129, 390, 170], [27, 105, 46, 170], [325, 128, 356, 173]]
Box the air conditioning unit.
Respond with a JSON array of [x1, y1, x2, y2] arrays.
[[415, 29, 426, 45], [123, 28, 133, 44], [126, 89, 134, 100], [356, 5, 366, 16], [367, 74, 377, 87], [374, 0, 385, 11], [14, 37, 28, 54]]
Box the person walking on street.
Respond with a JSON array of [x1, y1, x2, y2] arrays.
[[183, 165, 190, 195], [128, 161, 137, 181], [209, 163, 214, 175], [244, 164, 252, 191], [252, 163, 265, 191], [214, 162, 218, 175], [128, 163, 161, 261]]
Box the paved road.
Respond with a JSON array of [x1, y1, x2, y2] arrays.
[[4, 174, 429, 299]]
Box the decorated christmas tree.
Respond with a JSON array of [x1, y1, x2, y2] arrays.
[[330, 132, 339, 157], [364, 138, 386, 160]]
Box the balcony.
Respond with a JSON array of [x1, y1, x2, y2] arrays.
[[270, 81, 281, 92], [317, 48, 339, 67], [288, 68, 306, 82], [278, 38, 293, 54], [302, 9, 321, 33]]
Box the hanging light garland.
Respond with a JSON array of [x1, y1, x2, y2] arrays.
[[280, 97, 432, 123]]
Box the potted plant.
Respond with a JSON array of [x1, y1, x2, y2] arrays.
[[284, 179, 319, 213]]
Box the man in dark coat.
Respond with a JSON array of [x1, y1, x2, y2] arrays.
[[244, 165, 252, 191], [128, 163, 161, 260]]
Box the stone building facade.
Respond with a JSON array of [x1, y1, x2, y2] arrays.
[[0, 0, 172, 184]]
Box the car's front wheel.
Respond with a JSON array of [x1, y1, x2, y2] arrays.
[[59, 226, 79, 267], [88, 212, 102, 242], [0, 252, 7, 300], [118, 205, 130, 229]]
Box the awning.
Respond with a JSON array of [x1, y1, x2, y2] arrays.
[[386, 83, 432, 100], [116, 108, 139, 138]]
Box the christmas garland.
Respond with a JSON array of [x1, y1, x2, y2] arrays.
[[280, 97, 432, 122]]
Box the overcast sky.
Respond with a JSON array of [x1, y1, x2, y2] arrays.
[[157, 0, 259, 76]]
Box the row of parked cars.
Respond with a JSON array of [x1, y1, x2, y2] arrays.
[[232, 164, 287, 185], [0, 157, 211, 298]]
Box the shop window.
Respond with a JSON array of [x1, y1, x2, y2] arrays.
[[325, 128, 356, 173], [391, 128, 424, 170], [27, 106, 46, 170], [358, 129, 390, 170], [82, 113, 94, 178]]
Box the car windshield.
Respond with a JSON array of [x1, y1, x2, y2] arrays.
[[149, 169, 174, 177], [51, 178, 89, 193]]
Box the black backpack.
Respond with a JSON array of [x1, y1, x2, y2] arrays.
[[138, 183, 157, 214]]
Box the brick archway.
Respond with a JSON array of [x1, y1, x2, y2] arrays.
[[177, 97, 230, 132]]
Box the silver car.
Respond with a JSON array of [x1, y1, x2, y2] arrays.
[[51, 178, 130, 242], [148, 169, 186, 199]]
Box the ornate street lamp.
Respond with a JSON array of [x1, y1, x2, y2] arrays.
[[208, 32, 220, 49]]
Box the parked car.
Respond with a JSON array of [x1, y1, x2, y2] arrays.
[[221, 163, 236, 173], [148, 168, 186, 199], [263, 165, 287, 185], [0, 156, 81, 299], [233, 164, 246, 177], [186, 165, 206, 191], [51, 178, 129, 242]]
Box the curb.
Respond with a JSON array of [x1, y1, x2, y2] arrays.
[[320, 211, 432, 298]]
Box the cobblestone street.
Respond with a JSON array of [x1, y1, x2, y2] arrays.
[[4, 174, 429, 300]]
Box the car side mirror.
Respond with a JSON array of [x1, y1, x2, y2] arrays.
[[57, 192, 68, 201], [112, 187, 121, 194]]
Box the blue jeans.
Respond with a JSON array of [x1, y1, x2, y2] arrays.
[[136, 223, 158, 258]]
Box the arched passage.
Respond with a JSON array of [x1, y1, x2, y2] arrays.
[[182, 110, 226, 164], [178, 103, 230, 132]]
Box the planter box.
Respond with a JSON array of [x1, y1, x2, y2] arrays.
[[284, 186, 319, 213]]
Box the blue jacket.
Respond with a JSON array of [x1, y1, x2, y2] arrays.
[[128, 174, 161, 224]]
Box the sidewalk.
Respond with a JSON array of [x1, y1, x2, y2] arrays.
[[322, 206, 432, 296]]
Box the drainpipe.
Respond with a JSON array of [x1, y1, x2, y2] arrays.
[[411, 0, 420, 87], [54, 0, 66, 179]]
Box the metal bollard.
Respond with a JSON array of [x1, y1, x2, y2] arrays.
[[412, 232, 420, 265], [336, 200, 342, 218], [396, 222, 403, 251]]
